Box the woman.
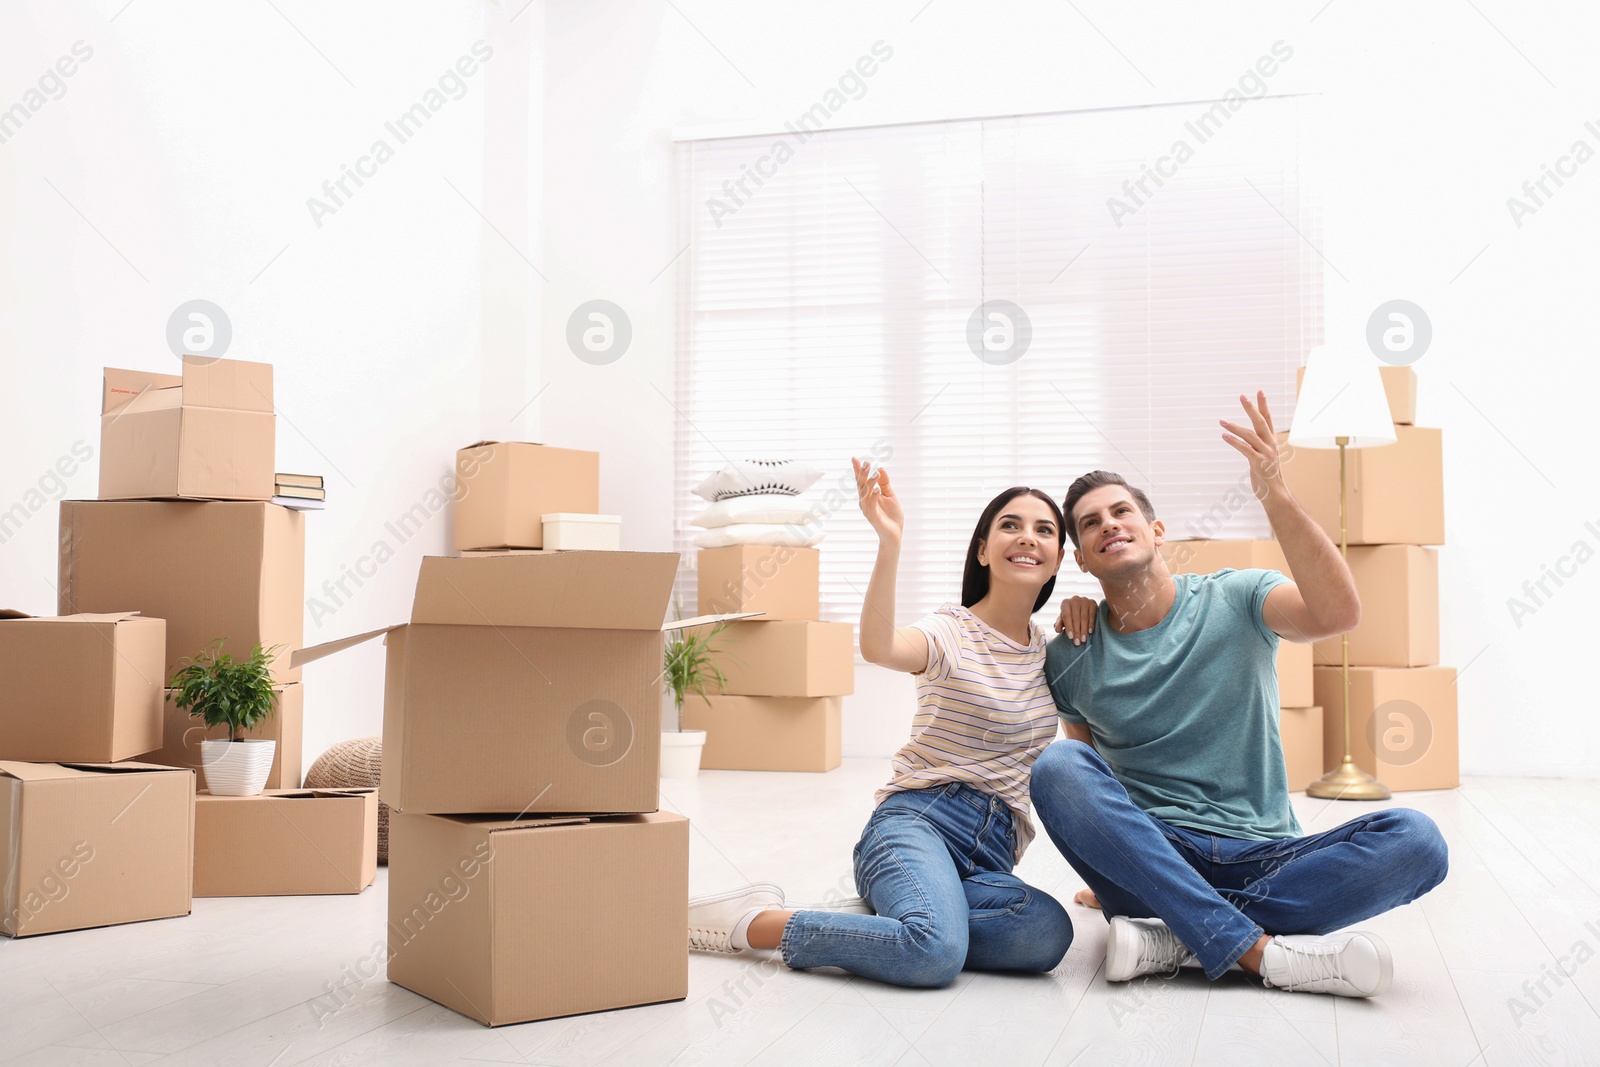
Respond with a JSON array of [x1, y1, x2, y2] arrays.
[[685, 460, 1077, 987]]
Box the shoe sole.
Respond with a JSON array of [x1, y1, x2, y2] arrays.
[[1360, 931, 1394, 997], [688, 881, 786, 909], [1105, 916, 1140, 982]]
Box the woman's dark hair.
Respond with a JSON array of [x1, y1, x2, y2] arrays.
[[961, 487, 1067, 613]]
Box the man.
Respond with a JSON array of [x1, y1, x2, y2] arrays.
[[1031, 391, 1448, 997]]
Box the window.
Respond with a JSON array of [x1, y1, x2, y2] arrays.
[[675, 96, 1321, 625]]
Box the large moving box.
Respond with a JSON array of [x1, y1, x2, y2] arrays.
[[387, 810, 688, 1026], [697, 545, 820, 621], [0, 611, 165, 762], [1279, 705, 1325, 793], [98, 357, 276, 502], [58, 500, 305, 683], [705, 621, 855, 697], [0, 761, 194, 937], [1312, 545, 1439, 668], [1277, 427, 1444, 546], [683, 695, 842, 772], [1314, 665, 1459, 792], [193, 789, 377, 896], [295, 553, 743, 814], [453, 442, 600, 551], [144, 683, 303, 791]]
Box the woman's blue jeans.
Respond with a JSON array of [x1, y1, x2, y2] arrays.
[[780, 783, 1074, 988]]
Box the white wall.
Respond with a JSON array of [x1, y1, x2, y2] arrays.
[[536, 0, 1600, 777], [0, 1, 542, 767], [7, 2, 1597, 778]]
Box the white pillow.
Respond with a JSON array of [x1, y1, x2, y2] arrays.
[[693, 460, 823, 502], [692, 523, 825, 549], [691, 492, 825, 530]]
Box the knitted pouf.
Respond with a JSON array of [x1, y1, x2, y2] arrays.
[[305, 737, 389, 864]]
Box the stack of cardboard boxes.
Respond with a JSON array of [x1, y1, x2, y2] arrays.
[[1282, 365, 1458, 792], [306, 450, 695, 1026], [684, 544, 854, 772]]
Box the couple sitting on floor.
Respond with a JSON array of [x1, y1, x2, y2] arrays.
[[687, 392, 1449, 998]]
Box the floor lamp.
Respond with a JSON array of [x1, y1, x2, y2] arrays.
[[1289, 346, 1396, 801]]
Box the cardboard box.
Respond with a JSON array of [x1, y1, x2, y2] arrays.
[[0, 611, 165, 762], [294, 554, 753, 815], [1298, 364, 1416, 425], [1161, 538, 1289, 575], [144, 683, 303, 791], [193, 788, 377, 896], [1277, 427, 1444, 546], [1279, 705, 1324, 792], [704, 621, 855, 697], [1279, 638, 1314, 708], [697, 545, 820, 621], [541, 513, 621, 551], [0, 761, 194, 937], [58, 500, 305, 683], [683, 695, 842, 772], [387, 810, 688, 1026], [99, 357, 276, 501], [1312, 545, 1438, 668], [1314, 665, 1458, 792], [453, 442, 600, 551]]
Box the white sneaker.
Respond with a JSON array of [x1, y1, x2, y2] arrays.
[[1106, 916, 1198, 981], [1260, 930, 1393, 997], [688, 883, 785, 954]]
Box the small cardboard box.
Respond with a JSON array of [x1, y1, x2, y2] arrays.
[[294, 553, 756, 815], [1314, 665, 1458, 792], [193, 788, 377, 897], [1277, 427, 1444, 546], [1279, 705, 1324, 792], [145, 683, 303, 791], [59, 500, 306, 683], [99, 357, 276, 501], [1313, 545, 1438, 668], [387, 810, 688, 1027], [683, 695, 842, 772], [541, 513, 621, 551], [1280, 638, 1314, 708], [0, 761, 194, 937], [453, 442, 600, 551], [697, 545, 820, 621], [0, 611, 165, 762], [1298, 364, 1416, 425], [705, 621, 855, 697]]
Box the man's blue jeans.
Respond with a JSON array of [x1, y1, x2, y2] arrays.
[[781, 783, 1074, 987], [1031, 741, 1450, 980]]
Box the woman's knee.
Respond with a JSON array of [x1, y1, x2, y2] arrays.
[[896, 915, 968, 988], [1013, 893, 1075, 973]]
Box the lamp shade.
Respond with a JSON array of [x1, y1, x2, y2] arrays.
[[1288, 346, 1397, 450]]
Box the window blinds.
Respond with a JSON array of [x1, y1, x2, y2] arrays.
[[675, 96, 1321, 625]]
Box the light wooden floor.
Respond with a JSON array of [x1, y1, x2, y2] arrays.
[[4, 760, 1598, 1066]]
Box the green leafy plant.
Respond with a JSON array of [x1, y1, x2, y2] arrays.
[[170, 641, 281, 742], [663, 619, 730, 731]]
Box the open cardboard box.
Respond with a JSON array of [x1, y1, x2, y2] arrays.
[[293, 552, 757, 815], [387, 809, 688, 1026], [98, 357, 276, 501], [0, 760, 194, 937], [0, 610, 165, 762], [194, 788, 377, 897]]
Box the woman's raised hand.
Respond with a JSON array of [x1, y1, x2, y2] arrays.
[[852, 457, 904, 544]]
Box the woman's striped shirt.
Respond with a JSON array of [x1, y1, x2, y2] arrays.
[[874, 603, 1058, 858]]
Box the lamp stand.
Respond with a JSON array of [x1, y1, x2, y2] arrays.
[[1306, 435, 1392, 802]]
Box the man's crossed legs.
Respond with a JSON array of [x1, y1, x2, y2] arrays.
[[1031, 741, 1450, 996]]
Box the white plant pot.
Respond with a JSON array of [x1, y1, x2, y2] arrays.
[[201, 739, 277, 796], [661, 730, 707, 779]]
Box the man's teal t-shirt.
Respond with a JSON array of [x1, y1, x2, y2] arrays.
[[1044, 568, 1303, 841]]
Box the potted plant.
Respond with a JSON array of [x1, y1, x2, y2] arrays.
[[170, 641, 281, 796], [661, 618, 730, 779]]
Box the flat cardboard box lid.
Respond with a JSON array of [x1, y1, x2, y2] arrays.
[[102, 357, 273, 417], [410, 552, 678, 630], [0, 610, 146, 624], [0, 760, 187, 782]]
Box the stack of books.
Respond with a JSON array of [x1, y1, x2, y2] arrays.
[[274, 473, 325, 510]]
